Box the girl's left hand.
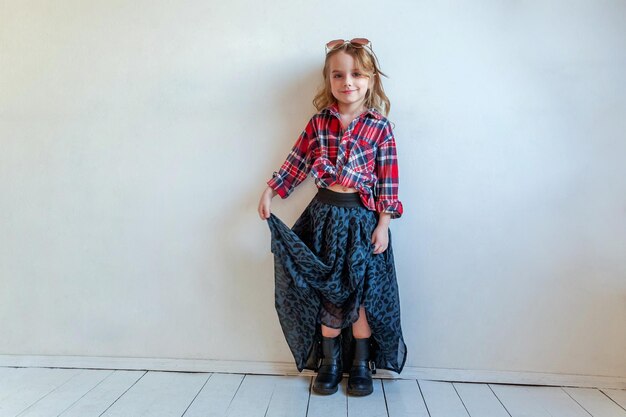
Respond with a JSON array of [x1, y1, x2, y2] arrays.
[[371, 225, 389, 254]]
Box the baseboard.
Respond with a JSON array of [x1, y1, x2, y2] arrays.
[[0, 354, 623, 390]]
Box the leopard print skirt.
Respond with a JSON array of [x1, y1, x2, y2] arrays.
[[266, 187, 407, 374]]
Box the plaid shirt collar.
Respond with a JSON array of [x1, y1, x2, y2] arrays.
[[322, 102, 383, 121]]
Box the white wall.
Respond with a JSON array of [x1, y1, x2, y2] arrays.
[[1, 0, 624, 379]]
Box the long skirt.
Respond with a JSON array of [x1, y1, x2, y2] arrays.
[[266, 187, 407, 374]]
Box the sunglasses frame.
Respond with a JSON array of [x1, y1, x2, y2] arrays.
[[324, 38, 382, 73], [325, 38, 373, 55]]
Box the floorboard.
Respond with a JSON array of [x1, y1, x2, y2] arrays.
[[0, 367, 623, 417], [17, 369, 112, 417], [0, 368, 81, 416], [59, 370, 145, 417], [99, 370, 208, 417], [563, 387, 626, 417], [307, 379, 348, 417], [418, 380, 469, 417], [264, 375, 311, 417], [382, 379, 429, 417], [601, 388, 626, 410], [224, 374, 283, 417], [182, 373, 243, 417], [453, 382, 510, 417], [490, 384, 595, 417]]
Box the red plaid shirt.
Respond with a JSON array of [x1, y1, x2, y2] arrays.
[[267, 102, 403, 219]]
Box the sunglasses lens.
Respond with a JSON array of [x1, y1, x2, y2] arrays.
[[326, 39, 345, 50], [350, 38, 370, 46]]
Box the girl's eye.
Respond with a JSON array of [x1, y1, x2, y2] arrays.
[[353, 72, 361, 76]]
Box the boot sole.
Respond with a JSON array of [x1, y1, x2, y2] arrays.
[[347, 387, 374, 396], [312, 385, 339, 395]]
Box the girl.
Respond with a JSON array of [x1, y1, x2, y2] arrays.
[[257, 38, 407, 397]]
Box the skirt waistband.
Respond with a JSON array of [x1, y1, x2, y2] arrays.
[[315, 187, 363, 208]]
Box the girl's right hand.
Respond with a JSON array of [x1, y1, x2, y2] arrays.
[[258, 186, 277, 220]]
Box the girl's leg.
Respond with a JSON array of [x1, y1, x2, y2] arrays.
[[351, 305, 372, 338], [321, 306, 372, 337], [321, 324, 341, 338]]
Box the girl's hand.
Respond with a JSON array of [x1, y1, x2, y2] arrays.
[[371, 224, 389, 254], [258, 186, 277, 220]]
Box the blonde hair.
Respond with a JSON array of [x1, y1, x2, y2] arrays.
[[312, 43, 391, 117]]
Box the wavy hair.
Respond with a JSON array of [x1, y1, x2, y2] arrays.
[[312, 42, 391, 117]]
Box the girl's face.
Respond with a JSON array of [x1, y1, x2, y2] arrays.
[[328, 51, 373, 110]]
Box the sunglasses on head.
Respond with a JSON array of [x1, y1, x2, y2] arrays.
[[325, 38, 373, 54]]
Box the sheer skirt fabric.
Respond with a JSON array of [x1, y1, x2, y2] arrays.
[[266, 187, 407, 374]]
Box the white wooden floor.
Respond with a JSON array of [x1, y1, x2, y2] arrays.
[[1, 367, 625, 417]]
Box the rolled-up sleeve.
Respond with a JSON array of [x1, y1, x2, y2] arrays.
[[375, 122, 403, 219], [267, 119, 315, 198]]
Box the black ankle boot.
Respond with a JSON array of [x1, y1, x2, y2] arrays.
[[347, 337, 374, 396], [312, 334, 343, 395]]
